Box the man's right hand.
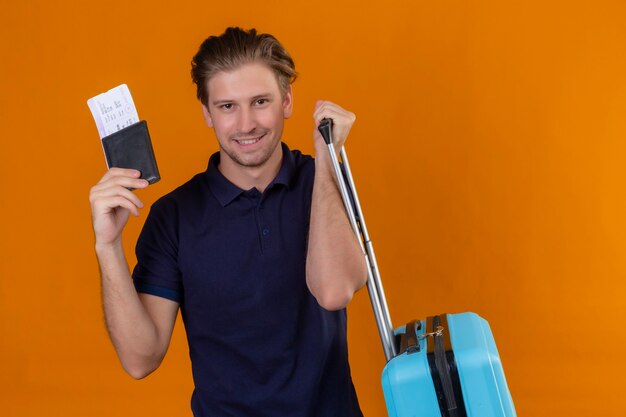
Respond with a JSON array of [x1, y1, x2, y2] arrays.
[[89, 168, 149, 247], [90, 168, 177, 379]]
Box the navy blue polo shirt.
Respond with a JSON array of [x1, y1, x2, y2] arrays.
[[132, 143, 362, 417]]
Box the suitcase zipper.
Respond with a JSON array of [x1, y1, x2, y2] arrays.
[[432, 315, 459, 416], [425, 315, 468, 417]]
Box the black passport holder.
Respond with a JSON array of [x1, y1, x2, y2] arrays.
[[101, 120, 160, 184]]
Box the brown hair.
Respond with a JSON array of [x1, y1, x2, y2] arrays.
[[191, 27, 297, 106]]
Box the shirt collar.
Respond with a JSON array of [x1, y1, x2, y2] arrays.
[[206, 142, 296, 207], [272, 142, 295, 187]]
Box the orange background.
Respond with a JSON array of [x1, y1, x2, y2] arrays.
[[1, 0, 625, 415]]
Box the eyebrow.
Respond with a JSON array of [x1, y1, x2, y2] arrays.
[[211, 93, 274, 106], [250, 93, 274, 101]]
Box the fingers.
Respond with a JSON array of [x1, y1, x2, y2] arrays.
[[93, 168, 149, 192], [313, 101, 356, 125], [90, 169, 149, 217], [91, 184, 145, 214], [313, 101, 356, 148], [98, 167, 143, 184]]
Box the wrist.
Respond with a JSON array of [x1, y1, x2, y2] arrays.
[[314, 148, 333, 172], [314, 138, 329, 155], [95, 240, 124, 258]]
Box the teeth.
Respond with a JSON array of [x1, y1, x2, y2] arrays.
[[237, 136, 261, 145], [240, 139, 257, 145]]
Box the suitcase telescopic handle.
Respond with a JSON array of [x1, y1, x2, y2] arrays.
[[318, 118, 397, 361]]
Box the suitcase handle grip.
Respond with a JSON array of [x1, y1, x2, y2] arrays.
[[318, 118, 333, 145]]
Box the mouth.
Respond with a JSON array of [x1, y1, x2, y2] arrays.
[[233, 133, 266, 147]]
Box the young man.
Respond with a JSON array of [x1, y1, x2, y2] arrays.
[[89, 27, 367, 416]]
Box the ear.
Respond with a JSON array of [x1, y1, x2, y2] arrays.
[[282, 86, 293, 119], [201, 103, 214, 128]]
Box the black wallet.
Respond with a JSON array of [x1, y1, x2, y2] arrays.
[[101, 120, 160, 184]]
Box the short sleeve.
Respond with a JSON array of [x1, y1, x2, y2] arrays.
[[132, 196, 183, 303]]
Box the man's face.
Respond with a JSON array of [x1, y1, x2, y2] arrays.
[[202, 62, 293, 170]]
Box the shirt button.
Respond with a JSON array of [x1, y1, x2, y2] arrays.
[[262, 228, 270, 236]]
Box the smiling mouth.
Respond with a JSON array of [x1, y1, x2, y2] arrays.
[[234, 133, 266, 146]]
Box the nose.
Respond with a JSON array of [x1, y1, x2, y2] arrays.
[[237, 107, 257, 134]]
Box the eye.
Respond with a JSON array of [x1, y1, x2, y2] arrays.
[[220, 103, 233, 110], [254, 98, 268, 106]]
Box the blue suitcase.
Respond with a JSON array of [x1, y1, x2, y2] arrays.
[[318, 120, 517, 417], [382, 313, 516, 416]]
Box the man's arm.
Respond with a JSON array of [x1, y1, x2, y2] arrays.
[[305, 101, 368, 311], [90, 168, 178, 379]]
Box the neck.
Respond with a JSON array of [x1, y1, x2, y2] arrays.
[[218, 145, 283, 193]]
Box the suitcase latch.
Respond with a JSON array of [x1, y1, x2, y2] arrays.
[[419, 325, 445, 340]]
